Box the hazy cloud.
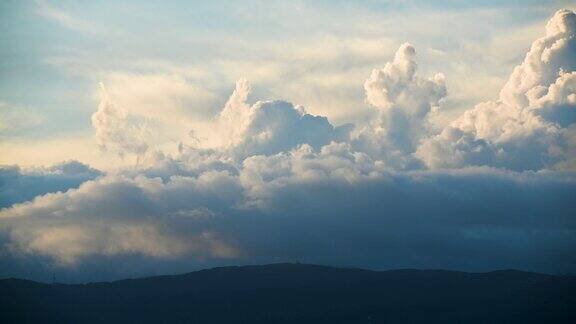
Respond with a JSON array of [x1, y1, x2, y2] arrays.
[[0, 102, 43, 138], [91, 84, 150, 160], [36, 0, 100, 34]]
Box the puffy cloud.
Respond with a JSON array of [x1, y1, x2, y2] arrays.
[[93, 78, 351, 164], [532, 71, 576, 127], [415, 102, 564, 170], [0, 172, 241, 266], [91, 84, 150, 159], [1, 155, 575, 280], [354, 43, 447, 168], [2, 9, 576, 282], [85, 72, 220, 163], [125, 148, 238, 181], [417, 9, 576, 171], [214, 79, 351, 159], [500, 9, 576, 109], [240, 142, 385, 207], [0, 161, 102, 208]]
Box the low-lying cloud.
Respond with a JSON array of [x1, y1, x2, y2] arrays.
[[0, 161, 102, 208]]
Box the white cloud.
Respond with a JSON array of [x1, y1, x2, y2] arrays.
[[36, 0, 100, 34], [91, 77, 351, 163], [240, 142, 385, 208], [532, 71, 576, 127], [416, 9, 576, 171], [353, 43, 447, 168], [211, 79, 352, 159], [501, 9, 576, 109], [101, 72, 218, 123], [91, 84, 150, 160], [1, 172, 241, 265], [0, 102, 44, 137]]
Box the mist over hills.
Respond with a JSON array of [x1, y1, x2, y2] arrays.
[[2, 263, 575, 323]]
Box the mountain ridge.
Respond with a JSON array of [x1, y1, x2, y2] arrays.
[[1, 263, 557, 285], [1, 263, 575, 323]]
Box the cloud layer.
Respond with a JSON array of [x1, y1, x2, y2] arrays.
[[1, 9, 575, 281], [0, 161, 101, 208]]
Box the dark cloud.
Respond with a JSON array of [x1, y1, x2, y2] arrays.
[[1, 149, 575, 281], [0, 161, 101, 208]]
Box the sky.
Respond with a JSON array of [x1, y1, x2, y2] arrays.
[[0, 0, 575, 282]]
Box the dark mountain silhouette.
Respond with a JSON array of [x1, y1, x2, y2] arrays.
[[1, 263, 575, 323]]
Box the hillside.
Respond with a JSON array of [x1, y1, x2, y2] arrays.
[[1, 263, 575, 323]]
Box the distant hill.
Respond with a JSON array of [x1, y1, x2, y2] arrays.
[[1, 263, 575, 323]]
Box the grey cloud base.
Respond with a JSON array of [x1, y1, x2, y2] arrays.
[[0, 161, 102, 208], [1, 162, 575, 282]]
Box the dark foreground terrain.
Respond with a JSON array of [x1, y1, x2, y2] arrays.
[[1, 263, 575, 323]]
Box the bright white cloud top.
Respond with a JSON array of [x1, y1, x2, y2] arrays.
[[0, 6, 575, 282], [418, 9, 576, 170]]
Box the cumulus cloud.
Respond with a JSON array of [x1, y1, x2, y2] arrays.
[[500, 9, 576, 109], [126, 148, 237, 181], [91, 84, 150, 160], [354, 43, 447, 168], [417, 9, 576, 171], [1, 10, 576, 282], [240, 142, 385, 207], [93, 77, 351, 164], [0, 172, 241, 266], [214, 79, 351, 159]]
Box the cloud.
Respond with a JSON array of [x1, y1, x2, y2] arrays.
[[500, 9, 576, 109], [533, 71, 576, 127], [213, 79, 352, 159], [416, 9, 576, 171], [91, 77, 351, 163], [1, 9, 576, 282], [240, 142, 384, 207], [1, 153, 574, 280], [0, 161, 102, 208], [124, 148, 238, 181], [91, 84, 150, 160], [237, 152, 576, 274], [0, 171, 241, 266], [36, 0, 99, 34], [0, 102, 43, 138], [101, 72, 218, 124], [353, 43, 447, 169]]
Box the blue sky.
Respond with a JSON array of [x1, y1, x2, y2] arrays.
[[0, 1, 575, 282]]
